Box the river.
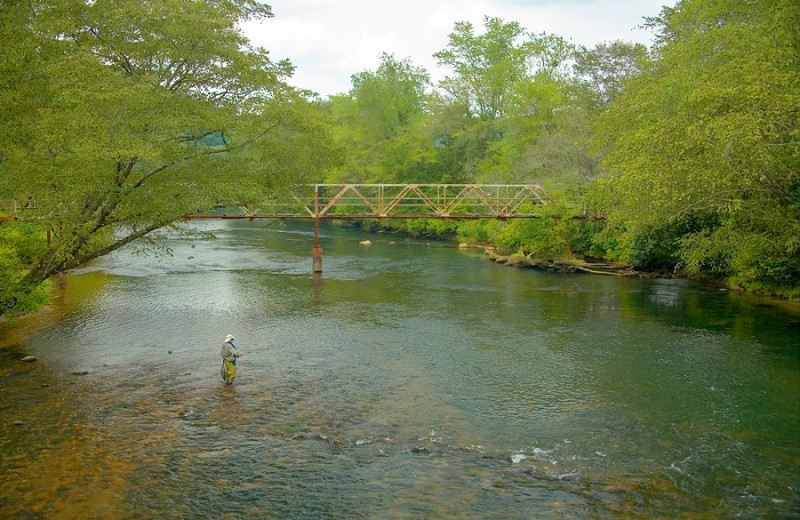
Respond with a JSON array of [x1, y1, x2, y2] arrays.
[[1, 219, 798, 519]]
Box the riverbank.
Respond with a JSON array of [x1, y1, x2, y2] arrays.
[[484, 248, 638, 277], [481, 246, 800, 314], [351, 218, 799, 303], [361, 218, 799, 304], [354, 221, 652, 279], [0, 275, 66, 338]]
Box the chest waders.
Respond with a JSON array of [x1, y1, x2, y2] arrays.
[[221, 342, 238, 384]]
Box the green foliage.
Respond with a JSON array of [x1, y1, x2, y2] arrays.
[[350, 53, 429, 139], [678, 228, 736, 279], [494, 219, 569, 260], [680, 222, 800, 295], [364, 218, 459, 239], [573, 40, 649, 109], [430, 18, 588, 185], [404, 219, 460, 237], [0, 0, 337, 312], [594, 0, 799, 293], [434, 16, 530, 122], [455, 220, 505, 244], [565, 220, 603, 257], [622, 223, 683, 270], [0, 224, 50, 315], [324, 54, 432, 184]]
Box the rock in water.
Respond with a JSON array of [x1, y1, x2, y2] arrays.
[[20, 356, 38, 363]]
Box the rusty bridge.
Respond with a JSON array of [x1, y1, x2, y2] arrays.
[[189, 184, 552, 272], [188, 184, 550, 220]]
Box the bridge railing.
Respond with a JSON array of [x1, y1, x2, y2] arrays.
[[0, 199, 49, 220]]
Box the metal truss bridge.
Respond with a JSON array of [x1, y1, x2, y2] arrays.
[[188, 184, 551, 221], [190, 184, 561, 272]]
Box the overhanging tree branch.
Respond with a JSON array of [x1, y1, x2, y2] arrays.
[[61, 222, 166, 272]]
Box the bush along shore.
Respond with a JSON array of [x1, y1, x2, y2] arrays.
[[356, 220, 646, 278]]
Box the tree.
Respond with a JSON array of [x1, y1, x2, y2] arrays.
[[594, 0, 799, 294], [526, 32, 576, 83], [471, 33, 597, 189], [434, 16, 530, 122], [0, 0, 336, 314], [325, 53, 434, 183], [350, 53, 429, 139], [430, 17, 531, 184], [573, 40, 648, 109]]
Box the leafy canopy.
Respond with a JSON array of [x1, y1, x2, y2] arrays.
[[0, 0, 338, 314], [594, 0, 799, 292]]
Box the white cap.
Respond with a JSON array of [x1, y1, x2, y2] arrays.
[[225, 334, 235, 342]]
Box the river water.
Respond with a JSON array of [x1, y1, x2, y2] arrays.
[[1, 220, 798, 519]]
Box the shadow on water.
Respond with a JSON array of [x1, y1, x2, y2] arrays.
[[1, 220, 798, 519]]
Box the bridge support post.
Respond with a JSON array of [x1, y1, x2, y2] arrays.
[[312, 188, 322, 272], [312, 226, 322, 273]]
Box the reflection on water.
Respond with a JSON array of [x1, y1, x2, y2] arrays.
[[1, 220, 798, 519]]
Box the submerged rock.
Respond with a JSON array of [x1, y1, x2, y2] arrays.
[[293, 431, 328, 441], [20, 356, 37, 363], [71, 370, 89, 376]]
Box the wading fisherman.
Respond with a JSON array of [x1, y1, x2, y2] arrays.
[[220, 334, 242, 385]]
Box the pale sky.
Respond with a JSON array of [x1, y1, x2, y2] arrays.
[[242, 0, 674, 98]]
